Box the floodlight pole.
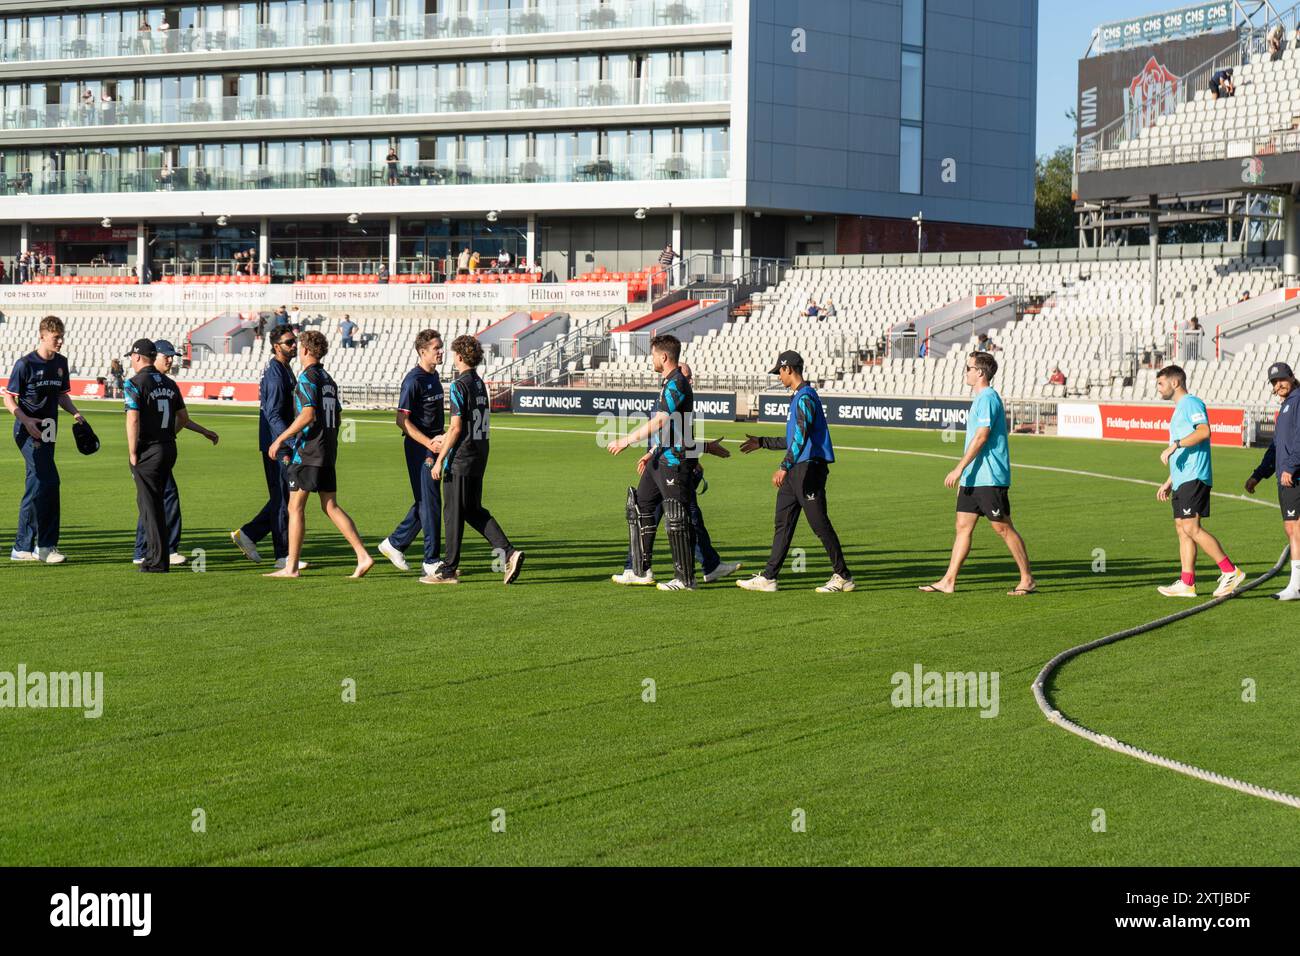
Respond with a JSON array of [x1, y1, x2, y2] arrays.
[[1148, 195, 1159, 308]]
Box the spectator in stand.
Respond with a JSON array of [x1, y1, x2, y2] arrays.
[[44, 254, 55, 277], [822, 299, 837, 319], [803, 298, 820, 320], [110, 358, 125, 399], [377, 263, 390, 284], [469, 250, 481, 273], [274, 304, 289, 324], [658, 243, 681, 287], [80, 86, 94, 115], [158, 17, 173, 52], [456, 246, 471, 275], [1269, 23, 1285, 61], [0, 260, 6, 284], [497, 248, 512, 273], [1210, 68, 1233, 100], [977, 331, 1000, 352], [17, 253, 29, 284], [1239, 289, 1251, 303], [1047, 366, 1067, 395], [386, 146, 400, 186], [339, 314, 358, 349], [530, 258, 543, 276], [255, 312, 268, 346], [1182, 316, 1205, 361]]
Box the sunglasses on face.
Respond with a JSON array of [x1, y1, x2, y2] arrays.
[[276, 339, 296, 347]]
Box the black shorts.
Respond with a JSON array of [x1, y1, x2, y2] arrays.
[[287, 463, 337, 494], [1279, 482, 1300, 522], [956, 485, 1011, 521], [1171, 479, 1211, 519]]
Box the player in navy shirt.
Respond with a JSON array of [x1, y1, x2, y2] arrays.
[[232, 323, 298, 568], [422, 335, 524, 585], [1247, 361, 1300, 598], [264, 330, 372, 579], [608, 334, 700, 590], [4, 315, 85, 563], [379, 330, 446, 576]]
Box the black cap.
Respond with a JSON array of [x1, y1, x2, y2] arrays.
[[769, 350, 804, 374], [72, 418, 99, 456], [153, 339, 177, 357], [126, 338, 156, 359], [1268, 361, 1294, 383]]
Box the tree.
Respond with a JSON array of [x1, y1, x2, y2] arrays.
[[1030, 145, 1075, 248]]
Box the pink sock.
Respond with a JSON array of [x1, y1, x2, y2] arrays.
[[1218, 558, 1236, 573], [1181, 572, 1195, 587]]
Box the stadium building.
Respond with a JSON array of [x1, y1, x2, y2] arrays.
[[0, 0, 1037, 278]]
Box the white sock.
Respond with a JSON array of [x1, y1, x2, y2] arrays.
[[1289, 560, 1300, 591]]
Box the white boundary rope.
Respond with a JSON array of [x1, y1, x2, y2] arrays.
[[1032, 545, 1300, 809]]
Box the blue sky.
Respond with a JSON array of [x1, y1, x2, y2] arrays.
[[1036, 0, 1152, 156]]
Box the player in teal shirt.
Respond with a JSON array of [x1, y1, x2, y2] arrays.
[[920, 350, 1035, 596], [1154, 365, 1244, 598]]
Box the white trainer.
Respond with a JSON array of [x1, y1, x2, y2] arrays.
[[1157, 580, 1198, 598], [132, 558, 144, 565], [656, 578, 696, 591], [611, 569, 655, 586], [1272, 588, 1300, 601], [702, 560, 742, 584], [816, 574, 856, 593], [378, 538, 410, 571], [423, 560, 445, 578], [1212, 568, 1246, 597], [169, 552, 187, 566], [36, 547, 65, 564], [230, 529, 261, 562], [11, 550, 37, 561], [736, 574, 777, 592]]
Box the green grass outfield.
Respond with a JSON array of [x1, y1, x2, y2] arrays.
[[1, 403, 1297, 865]]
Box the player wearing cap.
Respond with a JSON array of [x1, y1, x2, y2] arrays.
[[231, 323, 298, 569], [736, 351, 853, 593], [608, 333, 698, 591], [132, 339, 218, 567], [264, 330, 373, 579], [5, 314, 85, 563], [123, 339, 215, 573], [379, 330, 445, 577], [1246, 361, 1300, 599], [421, 335, 523, 585], [920, 350, 1036, 596], [1152, 364, 1245, 598]]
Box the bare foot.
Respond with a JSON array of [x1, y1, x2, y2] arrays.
[[264, 567, 299, 579], [918, 581, 954, 593], [350, 555, 375, 579]]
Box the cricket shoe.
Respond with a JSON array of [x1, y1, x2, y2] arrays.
[[420, 569, 460, 585], [423, 560, 445, 577], [736, 574, 777, 592], [36, 547, 65, 564], [378, 537, 410, 571], [1271, 588, 1300, 601], [170, 552, 187, 567], [230, 529, 261, 562], [10, 550, 37, 561], [656, 578, 696, 591], [702, 561, 742, 584], [611, 569, 655, 585], [1157, 580, 1198, 598], [1212, 568, 1246, 597], [816, 574, 856, 593], [503, 549, 525, 585]]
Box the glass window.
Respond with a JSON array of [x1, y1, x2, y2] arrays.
[[900, 124, 921, 194], [902, 0, 924, 47], [901, 50, 922, 122]]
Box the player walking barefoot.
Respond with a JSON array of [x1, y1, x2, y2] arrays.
[[264, 330, 373, 579], [920, 351, 1035, 596], [1153, 364, 1244, 598], [1246, 362, 1300, 599]]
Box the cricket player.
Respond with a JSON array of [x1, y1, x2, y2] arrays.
[[420, 335, 524, 585], [736, 350, 854, 592], [232, 323, 299, 569], [1153, 364, 1245, 598], [920, 350, 1035, 596], [1246, 361, 1300, 598], [5, 314, 86, 563], [123, 339, 215, 573], [608, 334, 697, 590], [133, 339, 218, 566], [379, 329, 445, 576], [264, 330, 373, 579]]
